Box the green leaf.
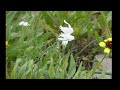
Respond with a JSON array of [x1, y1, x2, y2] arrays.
[[62, 53, 70, 72], [18, 61, 28, 79], [28, 59, 34, 70], [73, 62, 83, 79], [48, 57, 55, 78], [11, 58, 22, 79], [10, 32, 21, 40], [25, 46, 34, 53], [68, 54, 76, 78], [107, 11, 112, 23], [79, 70, 87, 79], [6, 63, 9, 79], [94, 31, 103, 43], [80, 26, 87, 35]]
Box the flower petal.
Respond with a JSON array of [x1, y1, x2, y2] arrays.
[[58, 37, 65, 41], [59, 34, 74, 41], [19, 21, 30, 26], [64, 20, 72, 29], [59, 20, 73, 34], [99, 42, 106, 47], [104, 37, 112, 42], [104, 48, 110, 54], [67, 35, 75, 41], [108, 37, 112, 41], [62, 41, 68, 46], [60, 26, 73, 34], [59, 33, 67, 38], [64, 20, 69, 25], [104, 39, 108, 42], [19, 21, 24, 26]]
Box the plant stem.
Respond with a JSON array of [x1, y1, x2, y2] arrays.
[[75, 35, 106, 58], [89, 53, 107, 79]]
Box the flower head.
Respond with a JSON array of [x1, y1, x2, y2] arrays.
[[19, 21, 30, 26], [99, 42, 106, 48], [99, 37, 112, 54], [59, 20, 73, 34], [58, 33, 74, 41], [104, 48, 110, 54], [58, 20, 75, 46]]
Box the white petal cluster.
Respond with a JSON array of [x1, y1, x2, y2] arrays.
[[58, 20, 75, 46], [19, 21, 30, 26]]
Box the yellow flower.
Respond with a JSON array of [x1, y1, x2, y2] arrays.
[[99, 42, 106, 47], [6, 41, 8, 47], [104, 37, 112, 42], [108, 38, 112, 41], [104, 39, 108, 42], [104, 48, 110, 54], [99, 37, 112, 54]]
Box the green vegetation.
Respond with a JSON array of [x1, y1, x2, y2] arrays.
[[6, 11, 112, 79]]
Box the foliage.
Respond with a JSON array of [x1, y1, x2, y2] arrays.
[[6, 11, 112, 79]]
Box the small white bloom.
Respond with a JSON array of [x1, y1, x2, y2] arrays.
[[23, 22, 29, 26], [59, 20, 73, 34], [59, 33, 74, 41], [19, 21, 30, 26], [58, 20, 75, 46]]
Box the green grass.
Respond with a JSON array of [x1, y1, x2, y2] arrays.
[[6, 11, 112, 79]]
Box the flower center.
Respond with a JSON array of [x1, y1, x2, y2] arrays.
[[106, 41, 112, 49]]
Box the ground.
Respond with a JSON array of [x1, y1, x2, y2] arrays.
[[94, 54, 112, 79]]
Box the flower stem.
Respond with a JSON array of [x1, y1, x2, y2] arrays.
[[89, 53, 107, 79], [75, 35, 106, 58]]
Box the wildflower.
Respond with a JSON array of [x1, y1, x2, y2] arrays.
[[58, 20, 75, 46], [58, 33, 74, 41], [104, 48, 110, 54], [99, 37, 112, 54], [19, 21, 30, 26], [59, 20, 73, 34]]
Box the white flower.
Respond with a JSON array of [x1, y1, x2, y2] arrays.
[[59, 20, 73, 34], [19, 21, 30, 26], [58, 20, 75, 46], [58, 33, 74, 41]]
